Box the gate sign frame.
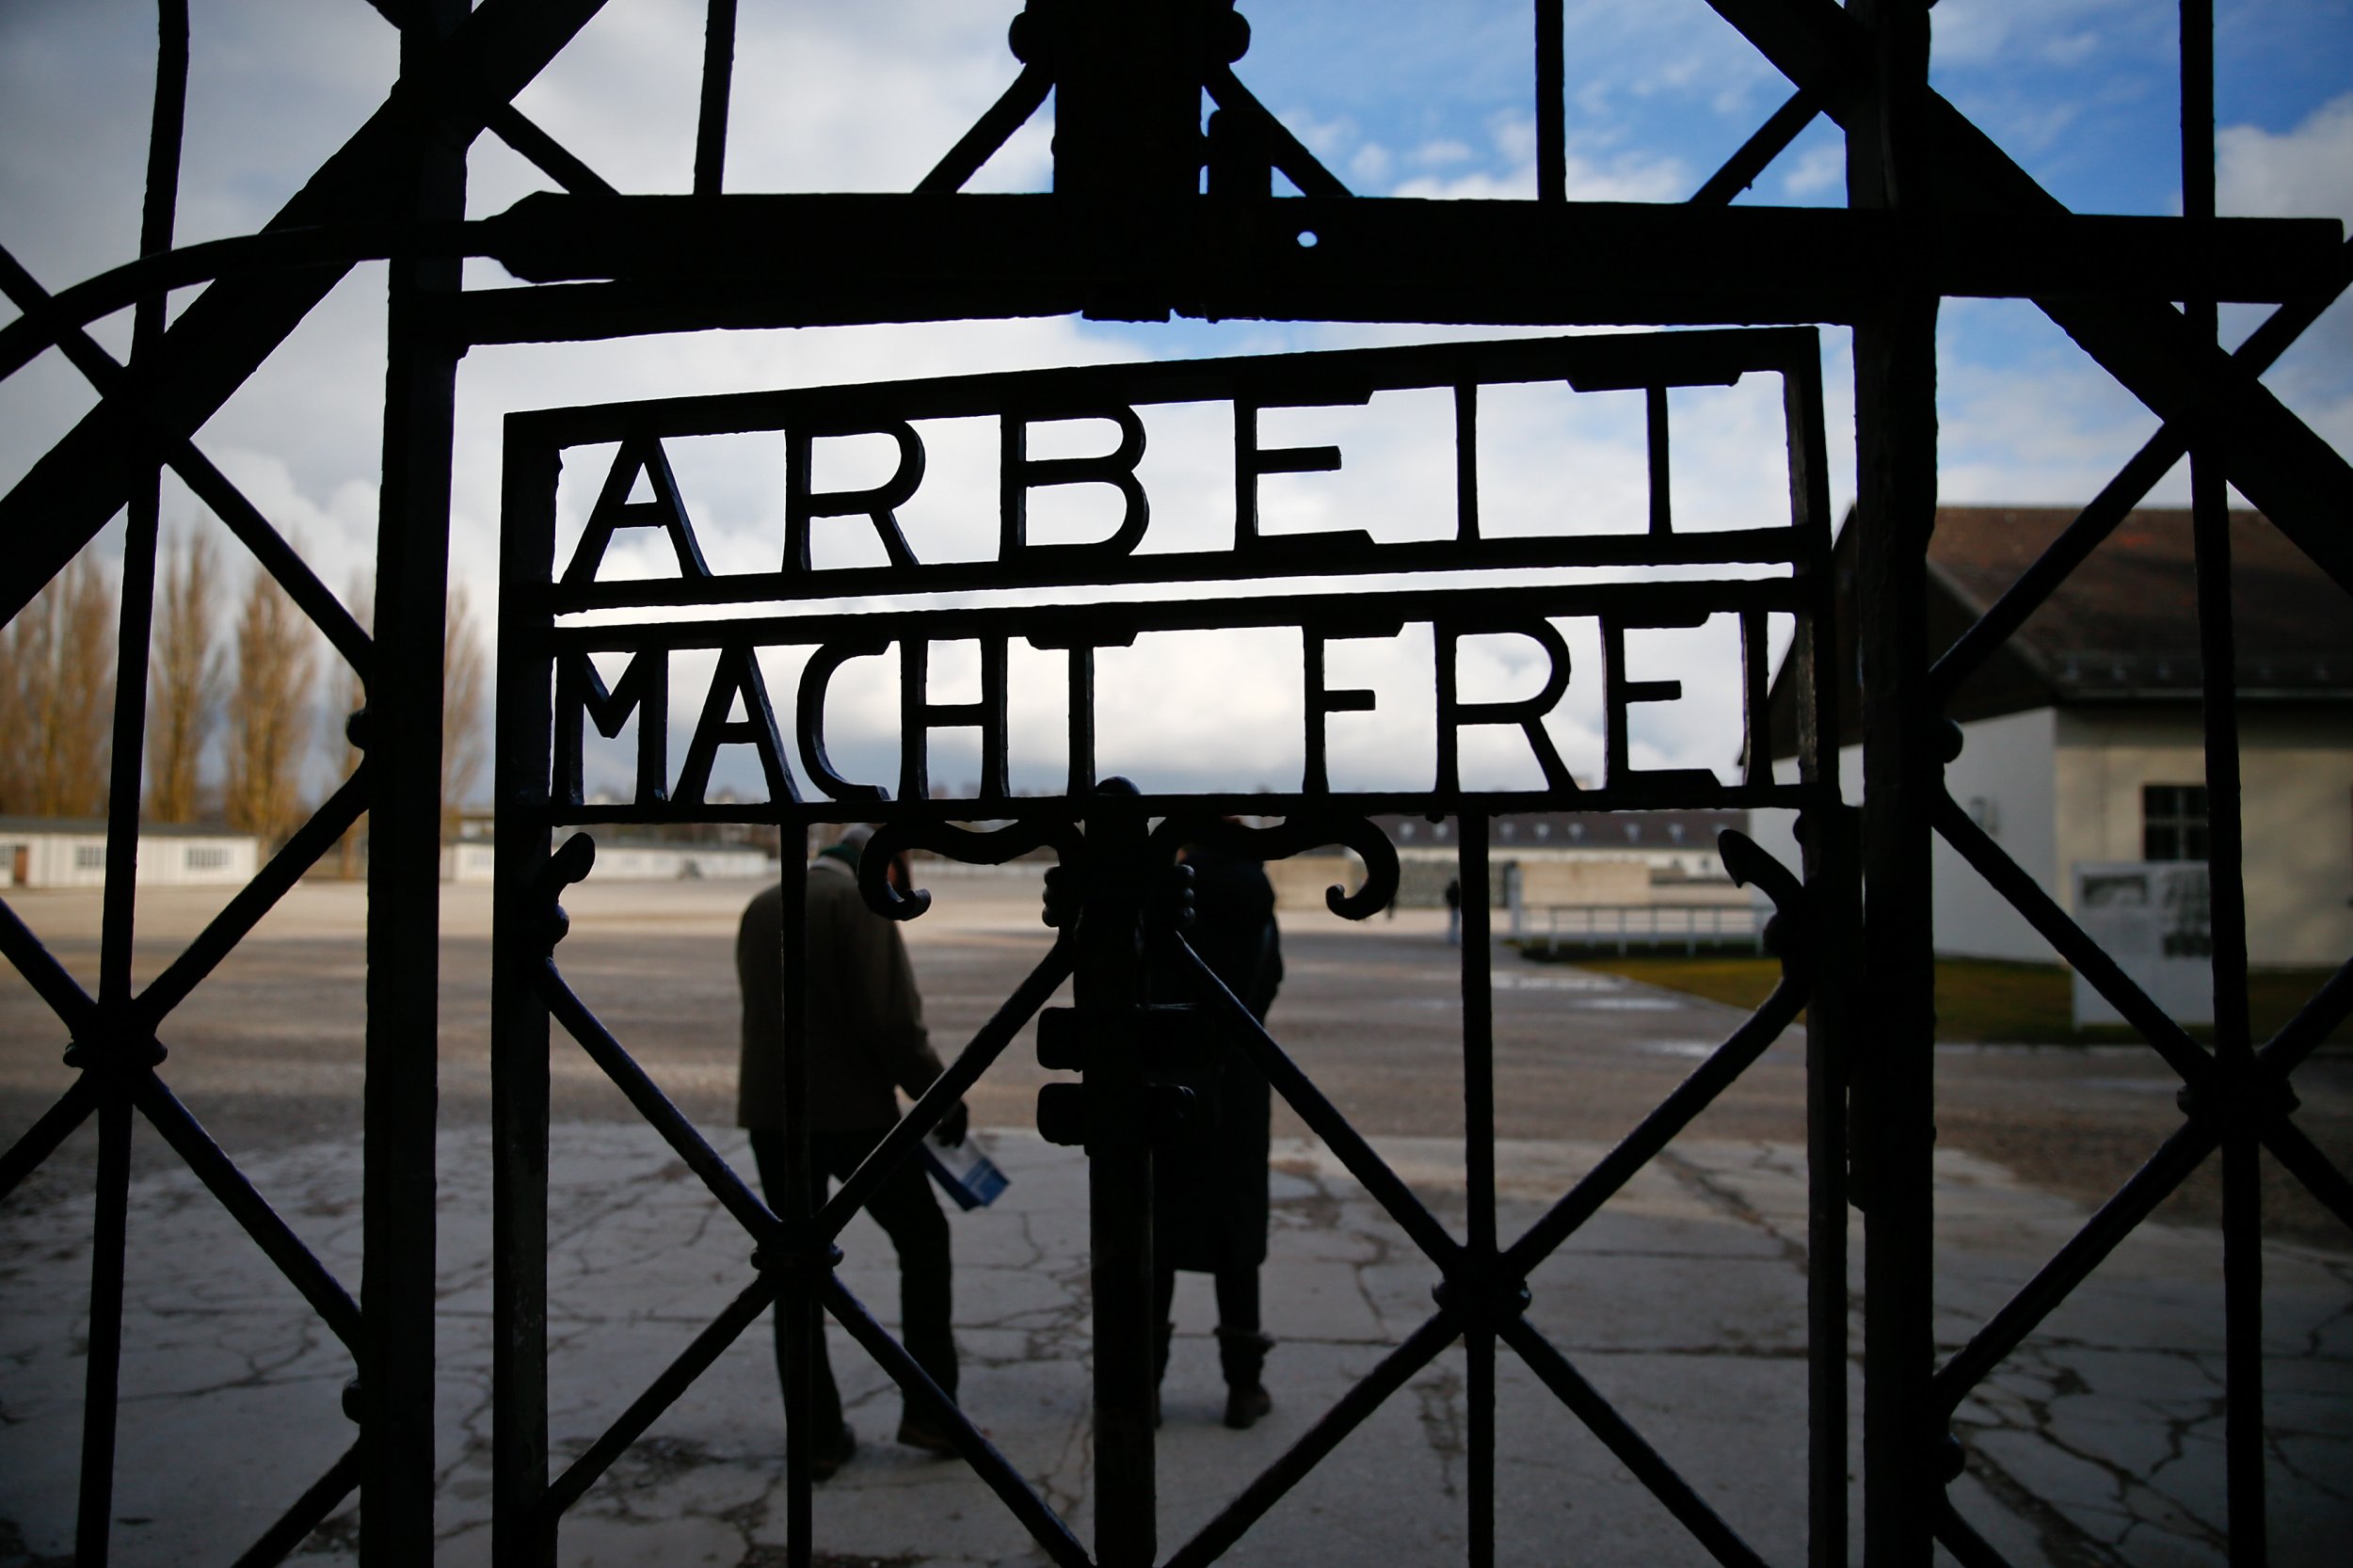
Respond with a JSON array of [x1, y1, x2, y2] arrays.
[[492, 324, 1855, 1566], [503, 328, 1834, 821]]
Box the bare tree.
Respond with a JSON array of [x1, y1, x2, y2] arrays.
[[0, 555, 118, 817], [442, 584, 488, 842], [336, 570, 371, 877], [222, 566, 316, 851], [0, 586, 35, 812], [145, 530, 221, 823]]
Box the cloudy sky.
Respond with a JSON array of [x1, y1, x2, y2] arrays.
[[2, 0, 2347, 807]]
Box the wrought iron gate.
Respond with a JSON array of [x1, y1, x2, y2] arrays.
[[2, 2, 2347, 1566], [489, 326, 1846, 1566]]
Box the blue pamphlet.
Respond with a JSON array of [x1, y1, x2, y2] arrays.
[[920, 1130, 1009, 1211]]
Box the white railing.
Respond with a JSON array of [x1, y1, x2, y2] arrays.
[[1513, 902, 1768, 954]]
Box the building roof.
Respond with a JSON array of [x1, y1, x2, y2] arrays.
[[0, 816, 256, 840], [1929, 507, 2346, 697], [1768, 505, 2352, 756]]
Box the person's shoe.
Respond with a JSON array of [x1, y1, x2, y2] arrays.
[[1216, 1327, 1275, 1430], [896, 1414, 960, 1456], [809, 1421, 856, 1481]]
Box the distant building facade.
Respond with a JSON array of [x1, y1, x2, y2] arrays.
[[1361, 809, 1750, 911], [440, 809, 778, 883], [1756, 506, 2353, 966], [0, 818, 260, 888], [441, 834, 775, 885]]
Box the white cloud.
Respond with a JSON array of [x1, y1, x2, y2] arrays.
[[1965, 94, 2088, 157], [1934, 305, 2186, 505], [1781, 143, 1844, 200], [2217, 94, 2353, 419], [1282, 109, 1362, 164], [506, 0, 1033, 197], [1410, 139, 1478, 169], [1930, 0, 2169, 68], [1388, 114, 1687, 203], [2040, 31, 2104, 68], [2219, 92, 2353, 226]]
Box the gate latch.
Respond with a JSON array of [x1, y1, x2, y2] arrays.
[[1034, 1003, 1217, 1151]]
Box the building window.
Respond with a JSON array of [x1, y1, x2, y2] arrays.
[[74, 844, 106, 870], [184, 845, 230, 871], [1966, 795, 2000, 836], [2142, 784, 2208, 861]]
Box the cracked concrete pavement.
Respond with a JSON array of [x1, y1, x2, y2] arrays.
[[2, 877, 2348, 1564], [3, 1122, 2347, 1566]]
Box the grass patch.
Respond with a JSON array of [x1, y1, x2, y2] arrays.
[[1539, 951, 2348, 1046]]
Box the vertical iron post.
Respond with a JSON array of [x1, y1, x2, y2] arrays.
[[694, 0, 740, 197], [2182, 5, 2265, 1559], [74, 1097, 131, 1568], [1079, 785, 1156, 1568], [1050, 0, 1203, 319], [1785, 341, 1852, 1568], [1459, 815, 1497, 1568], [1848, 4, 1941, 1564], [776, 839, 815, 1566], [1050, 0, 1201, 203], [1534, 1, 1565, 203], [76, 12, 187, 1560], [492, 425, 558, 1568], [363, 3, 467, 1558]]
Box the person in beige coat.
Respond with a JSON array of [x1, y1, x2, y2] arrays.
[[738, 825, 966, 1478]]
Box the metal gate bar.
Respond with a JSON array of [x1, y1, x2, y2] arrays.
[[2184, 7, 2268, 1553], [1147, 829, 1813, 1568], [1460, 816, 1497, 1567]]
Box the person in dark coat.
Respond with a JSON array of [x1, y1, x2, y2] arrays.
[[1152, 837, 1284, 1429], [738, 825, 966, 1478]]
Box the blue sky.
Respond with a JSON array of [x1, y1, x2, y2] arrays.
[[0, 0, 2347, 800]]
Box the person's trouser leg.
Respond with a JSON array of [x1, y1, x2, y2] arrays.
[[1213, 1267, 1259, 1336], [840, 1141, 957, 1422], [749, 1130, 845, 1438], [1213, 1267, 1273, 1429], [1152, 1268, 1178, 1420]]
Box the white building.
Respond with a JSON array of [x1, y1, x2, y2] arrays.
[[0, 817, 261, 889], [439, 808, 778, 884], [1756, 506, 2353, 966], [441, 833, 775, 885], [1363, 810, 1751, 908]]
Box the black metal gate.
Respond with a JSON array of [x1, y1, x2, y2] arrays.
[[2, 3, 2347, 1566], [488, 326, 1845, 1566]]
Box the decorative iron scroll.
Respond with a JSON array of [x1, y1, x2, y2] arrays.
[[503, 326, 1833, 824], [1145, 810, 1401, 920]]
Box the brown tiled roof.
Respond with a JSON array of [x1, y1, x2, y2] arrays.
[[1766, 504, 2353, 758], [1929, 507, 2349, 698]]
